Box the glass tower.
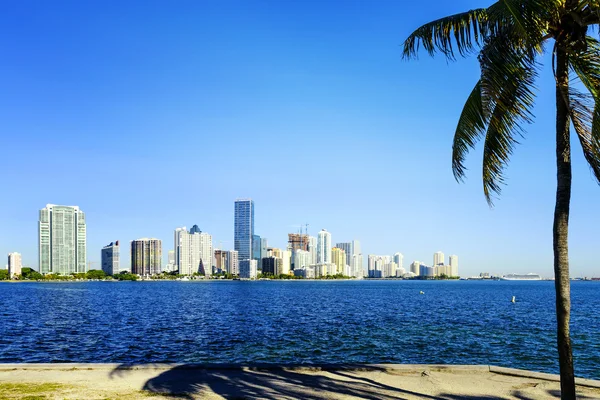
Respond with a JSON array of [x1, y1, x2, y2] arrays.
[[39, 204, 86, 275], [234, 199, 254, 261]]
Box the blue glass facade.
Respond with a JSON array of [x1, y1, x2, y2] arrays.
[[234, 199, 254, 261], [252, 234, 261, 260]]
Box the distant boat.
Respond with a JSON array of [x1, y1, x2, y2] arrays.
[[501, 273, 542, 281]]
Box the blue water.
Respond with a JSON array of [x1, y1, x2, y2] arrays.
[[0, 280, 598, 379]]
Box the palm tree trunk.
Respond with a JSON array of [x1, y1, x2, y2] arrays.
[[554, 46, 576, 400]]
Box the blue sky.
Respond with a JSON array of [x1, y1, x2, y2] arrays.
[[1, 0, 598, 277]]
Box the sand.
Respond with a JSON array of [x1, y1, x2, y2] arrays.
[[0, 364, 598, 399]]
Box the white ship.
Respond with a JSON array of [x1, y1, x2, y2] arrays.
[[501, 273, 542, 281]]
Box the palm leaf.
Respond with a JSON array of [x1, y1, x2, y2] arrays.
[[478, 32, 538, 205], [452, 81, 489, 181], [402, 9, 490, 60]]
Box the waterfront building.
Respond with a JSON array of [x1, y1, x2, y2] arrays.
[[267, 247, 283, 259], [39, 204, 86, 275], [316, 229, 331, 264], [294, 250, 311, 270], [262, 257, 282, 276], [385, 261, 398, 278], [164, 250, 176, 273], [260, 238, 268, 260], [308, 236, 317, 265], [239, 259, 257, 279], [393, 253, 404, 270], [449, 255, 459, 276], [228, 250, 239, 275], [214, 249, 227, 273], [7, 252, 22, 278], [351, 254, 363, 278], [434, 251, 445, 267], [410, 261, 421, 276], [396, 267, 407, 277], [101, 241, 120, 275], [281, 250, 291, 275], [420, 264, 434, 277], [252, 234, 261, 261], [234, 199, 254, 261], [175, 225, 213, 276], [368, 255, 390, 278], [131, 238, 162, 276], [288, 233, 309, 252], [331, 247, 346, 274]]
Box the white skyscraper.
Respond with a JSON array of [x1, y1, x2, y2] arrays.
[[449, 255, 459, 277], [228, 250, 239, 275], [39, 204, 86, 275], [308, 236, 317, 265], [434, 251, 445, 267], [410, 261, 421, 276], [8, 252, 22, 278], [175, 225, 213, 276], [351, 253, 364, 278], [294, 250, 311, 270], [317, 229, 332, 264]]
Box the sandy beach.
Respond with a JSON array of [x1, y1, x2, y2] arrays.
[[0, 364, 599, 399]]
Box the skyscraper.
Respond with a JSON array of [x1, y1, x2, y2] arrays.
[[252, 234, 261, 261], [308, 236, 317, 265], [7, 252, 22, 278], [449, 255, 459, 277], [394, 253, 404, 270], [131, 238, 162, 276], [234, 199, 254, 261], [101, 241, 120, 275], [39, 204, 86, 275], [331, 247, 346, 274], [434, 251, 445, 267], [239, 259, 257, 279], [316, 229, 331, 264], [175, 225, 213, 276]]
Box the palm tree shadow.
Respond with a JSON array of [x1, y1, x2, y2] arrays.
[[110, 364, 445, 399]]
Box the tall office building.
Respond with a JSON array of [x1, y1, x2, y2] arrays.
[[331, 247, 346, 274], [252, 234, 261, 261], [394, 253, 404, 270], [7, 252, 22, 278], [101, 241, 120, 275], [410, 261, 421, 276], [131, 238, 162, 276], [449, 255, 459, 277], [39, 204, 86, 275], [351, 253, 363, 278], [368, 255, 390, 278], [234, 199, 254, 261], [260, 238, 268, 261], [336, 240, 361, 269], [316, 229, 331, 264], [434, 251, 445, 267], [215, 249, 239, 275], [175, 225, 213, 276]]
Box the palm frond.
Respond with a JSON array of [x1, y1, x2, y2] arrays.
[[452, 81, 488, 181], [402, 9, 490, 60], [478, 31, 538, 205], [569, 37, 600, 183]]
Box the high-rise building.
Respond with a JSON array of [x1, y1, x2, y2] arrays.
[[317, 229, 331, 264], [410, 261, 421, 276], [234, 199, 254, 261], [252, 234, 261, 261], [335, 242, 352, 265], [175, 225, 213, 276], [262, 257, 282, 276], [215, 249, 239, 275], [101, 241, 120, 275], [394, 253, 404, 270], [288, 233, 309, 252], [294, 250, 311, 270], [434, 251, 445, 267], [281, 250, 291, 275], [368, 255, 390, 278], [240, 259, 257, 279], [7, 252, 22, 278], [39, 204, 86, 275], [351, 253, 363, 278], [260, 238, 268, 260], [331, 247, 346, 274], [449, 255, 459, 277], [308, 236, 317, 265], [214, 249, 228, 273], [131, 238, 162, 276]]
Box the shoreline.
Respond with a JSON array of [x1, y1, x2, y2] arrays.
[[1, 363, 598, 399]]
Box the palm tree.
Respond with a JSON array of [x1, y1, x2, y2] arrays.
[[402, 1, 600, 398]]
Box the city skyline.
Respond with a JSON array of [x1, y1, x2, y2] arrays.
[[0, 2, 598, 277]]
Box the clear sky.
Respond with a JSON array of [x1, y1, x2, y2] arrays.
[[1, 0, 598, 277]]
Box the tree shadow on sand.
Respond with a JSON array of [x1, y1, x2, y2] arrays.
[[109, 364, 443, 400]]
